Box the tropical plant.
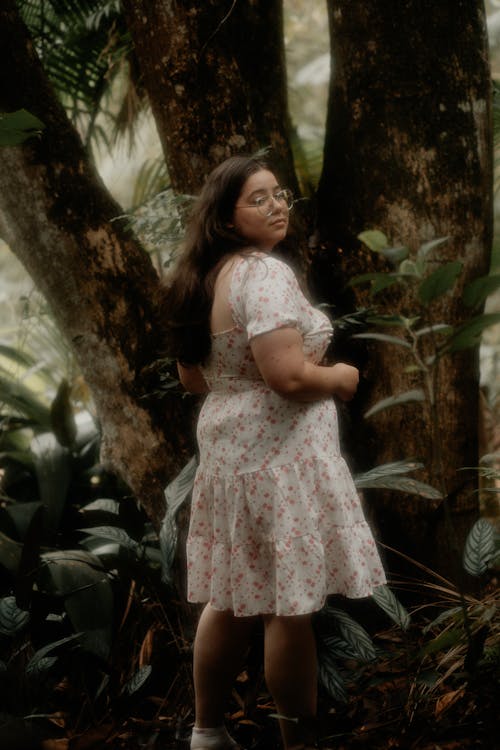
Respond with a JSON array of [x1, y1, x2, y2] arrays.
[[17, 0, 139, 150]]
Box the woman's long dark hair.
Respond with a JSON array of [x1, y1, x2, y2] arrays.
[[159, 155, 270, 365]]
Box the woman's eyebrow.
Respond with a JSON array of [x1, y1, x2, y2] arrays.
[[246, 185, 281, 199]]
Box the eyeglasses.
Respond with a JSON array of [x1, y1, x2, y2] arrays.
[[235, 188, 294, 217]]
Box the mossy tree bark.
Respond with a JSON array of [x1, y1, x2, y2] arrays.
[[0, 1, 191, 530], [314, 0, 492, 580], [121, 0, 297, 196]]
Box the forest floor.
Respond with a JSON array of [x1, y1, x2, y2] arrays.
[[57, 597, 498, 750]]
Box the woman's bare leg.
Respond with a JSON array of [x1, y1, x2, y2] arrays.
[[193, 604, 257, 727], [263, 614, 317, 749]]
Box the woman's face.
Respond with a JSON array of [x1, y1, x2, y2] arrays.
[[231, 169, 289, 250]]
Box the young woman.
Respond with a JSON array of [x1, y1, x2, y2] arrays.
[[163, 155, 386, 750]]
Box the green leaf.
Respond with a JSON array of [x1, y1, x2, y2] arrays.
[[0, 596, 30, 635], [39, 550, 113, 659], [0, 109, 44, 146], [463, 275, 500, 309], [5, 501, 44, 540], [324, 607, 376, 662], [414, 324, 453, 338], [50, 379, 77, 447], [419, 627, 463, 657], [399, 259, 422, 278], [418, 261, 463, 304], [124, 665, 152, 695], [321, 635, 360, 660], [26, 633, 82, 673], [463, 519, 495, 576], [352, 332, 412, 349], [354, 462, 442, 500], [0, 531, 22, 574], [379, 245, 410, 265], [447, 312, 500, 352], [318, 651, 348, 703], [78, 526, 141, 552], [416, 237, 450, 260], [371, 585, 410, 630], [79, 498, 120, 514], [0, 373, 51, 428], [423, 606, 462, 634], [31, 432, 72, 539], [161, 456, 197, 583], [364, 389, 425, 418], [358, 229, 389, 253]]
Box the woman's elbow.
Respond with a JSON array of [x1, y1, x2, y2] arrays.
[[264, 371, 303, 398]]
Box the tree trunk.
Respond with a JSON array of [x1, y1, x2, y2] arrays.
[[314, 1, 493, 580], [122, 0, 297, 196], [0, 1, 192, 530]]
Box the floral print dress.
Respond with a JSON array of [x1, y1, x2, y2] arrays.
[[187, 253, 386, 616]]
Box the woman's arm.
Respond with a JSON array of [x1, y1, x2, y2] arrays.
[[177, 363, 209, 394], [250, 327, 358, 402]]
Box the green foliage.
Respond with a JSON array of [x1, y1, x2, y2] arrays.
[[0, 109, 44, 146], [462, 518, 497, 576], [354, 232, 500, 416], [17, 0, 137, 149]]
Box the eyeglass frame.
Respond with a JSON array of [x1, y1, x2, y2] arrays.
[[234, 188, 294, 217]]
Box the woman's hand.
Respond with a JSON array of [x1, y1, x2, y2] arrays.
[[330, 363, 359, 401], [177, 362, 209, 394]]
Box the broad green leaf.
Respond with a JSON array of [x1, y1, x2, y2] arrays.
[[321, 635, 360, 660], [414, 324, 453, 338], [447, 313, 500, 352], [80, 498, 120, 514], [354, 462, 442, 500], [463, 275, 500, 309], [0, 596, 30, 635], [356, 474, 442, 499], [124, 665, 152, 695], [318, 651, 348, 703], [463, 519, 495, 576], [0, 530, 22, 574], [352, 332, 412, 349], [31, 432, 72, 539], [25, 656, 58, 677], [418, 261, 463, 304], [379, 245, 410, 265], [39, 550, 113, 660], [355, 460, 424, 478], [5, 500, 44, 540], [349, 273, 401, 295], [371, 275, 402, 295], [161, 456, 197, 583], [371, 585, 410, 630], [364, 389, 425, 418], [358, 229, 389, 253], [0, 373, 51, 428], [0, 109, 44, 146], [50, 379, 77, 447], [26, 633, 82, 672], [78, 526, 141, 552], [164, 455, 197, 512], [423, 606, 462, 634], [419, 627, 463, 657], [324, 607, 376, 662], [399, 259, 421, 277], [416, 237, 450, 260]]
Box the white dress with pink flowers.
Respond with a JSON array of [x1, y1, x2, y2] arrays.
[[186, 253, 386, 616]]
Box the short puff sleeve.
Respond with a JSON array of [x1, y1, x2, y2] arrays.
[[231, 255, 307, 341]]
